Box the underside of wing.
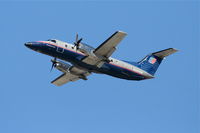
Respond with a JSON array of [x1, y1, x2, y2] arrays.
[[82, 31, 127, 67], [51, 66, 91, 86], [94, 31, 127, 57], [51, 73, 80, 86]]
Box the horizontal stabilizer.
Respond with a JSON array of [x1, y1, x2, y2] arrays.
[[152, 48, 178, 59]]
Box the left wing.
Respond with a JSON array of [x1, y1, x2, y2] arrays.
[[51, 66, 91, 86], [82, 31, 127, 67], [94, 31, 127, 58]]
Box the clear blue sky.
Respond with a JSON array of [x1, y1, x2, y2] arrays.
[[0, 1, 199, 133]]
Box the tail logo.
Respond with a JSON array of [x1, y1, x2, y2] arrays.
[[149, 57, 157, 64]]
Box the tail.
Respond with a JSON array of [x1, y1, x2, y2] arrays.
[[137, 48, 178, 75]]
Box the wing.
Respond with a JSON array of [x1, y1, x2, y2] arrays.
[[51, 73, 79, 86], [82, 31, 127, 67], [94, 31, 127, 57], [51, 66, 91, 86]]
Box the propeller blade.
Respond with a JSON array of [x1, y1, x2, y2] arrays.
[[74, 33, 83, 51], [50, 63, 54, 72], [50, 57, 57, 72], [76, 33, 78, 42], [77, 38, 82, 45]]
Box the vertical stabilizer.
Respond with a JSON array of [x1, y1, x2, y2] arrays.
[[137, 48, 178, 75]]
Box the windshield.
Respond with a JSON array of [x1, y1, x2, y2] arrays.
[[47, 39, 56, 43]]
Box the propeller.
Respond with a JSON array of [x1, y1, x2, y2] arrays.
[[74, 33, 82, 50], [50, 57, 57, 72]]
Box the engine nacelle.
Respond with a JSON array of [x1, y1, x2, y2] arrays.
[[53, 60, 89, 80], [78, 43, 95, 56], [55, 61, 72, 73]]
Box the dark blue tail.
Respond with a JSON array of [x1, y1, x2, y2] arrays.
[[137, 48, 178, 75], [137, 54, 162, 75]]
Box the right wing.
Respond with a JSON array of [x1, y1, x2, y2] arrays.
[[51, 66, 91, 86]]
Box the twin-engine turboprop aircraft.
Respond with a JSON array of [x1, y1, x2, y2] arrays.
[[25, 31, 177, 86]]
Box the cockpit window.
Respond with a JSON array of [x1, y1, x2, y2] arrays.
[[47, 39, 56, 43]]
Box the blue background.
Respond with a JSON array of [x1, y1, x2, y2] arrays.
[[0, 1, 199, 133]]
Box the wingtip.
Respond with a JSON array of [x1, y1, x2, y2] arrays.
[[117, 30, 127, 35], [172, 48, 178, 52], [169, 48, 179, 53]]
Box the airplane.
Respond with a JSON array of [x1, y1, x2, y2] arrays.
[[25, 31, 178, 86]]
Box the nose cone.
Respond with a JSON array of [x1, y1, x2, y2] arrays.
[[24, 41, 43, 52], [24, 42, 32, 48]]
